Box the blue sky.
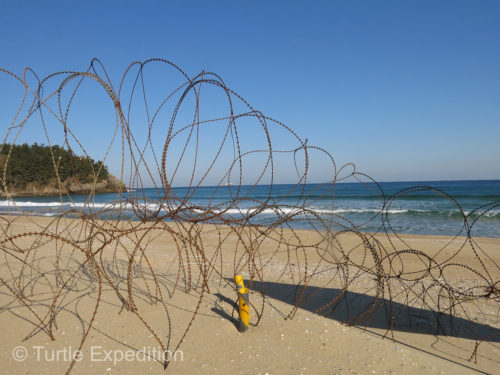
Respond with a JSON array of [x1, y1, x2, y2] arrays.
[[1, 1, 499, 186]]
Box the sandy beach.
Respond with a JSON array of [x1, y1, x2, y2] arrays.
[[1, 214, 499, 374]]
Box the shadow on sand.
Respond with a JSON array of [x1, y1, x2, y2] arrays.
[[240, 280, 500, 344]]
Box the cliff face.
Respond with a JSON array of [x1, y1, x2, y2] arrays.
[[0, 174, 126, 197]]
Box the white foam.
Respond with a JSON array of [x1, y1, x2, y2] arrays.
[[0, 200, 409, 216], [6, 200, 494, 220]]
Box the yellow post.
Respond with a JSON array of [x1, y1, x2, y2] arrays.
[[234, 275, 250, 332]]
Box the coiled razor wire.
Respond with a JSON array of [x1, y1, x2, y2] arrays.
[[0, 59, 498, 373]]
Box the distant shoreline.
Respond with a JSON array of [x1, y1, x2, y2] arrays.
[[1, 180, 498, 238], [0, 175, 125, 198], [1, 213, 499, 242]]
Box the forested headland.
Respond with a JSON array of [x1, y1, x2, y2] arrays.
[[0, 143, 124, 196]]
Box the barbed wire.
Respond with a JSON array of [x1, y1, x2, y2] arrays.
[[0, 59, 498, 373]]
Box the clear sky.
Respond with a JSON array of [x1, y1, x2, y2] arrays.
[[1, 0, 499, 186]]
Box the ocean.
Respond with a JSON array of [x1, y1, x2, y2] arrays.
[[1, 180, 499, 238]]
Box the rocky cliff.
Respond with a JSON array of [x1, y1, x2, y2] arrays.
[[0, 174, 126, 197]]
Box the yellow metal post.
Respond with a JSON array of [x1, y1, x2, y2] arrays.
[[234, 275, 250, 332]]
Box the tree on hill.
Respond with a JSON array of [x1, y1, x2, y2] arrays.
[[0, 143, 110, 189]]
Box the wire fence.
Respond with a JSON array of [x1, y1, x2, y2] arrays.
[[0, 59, 498, 373]]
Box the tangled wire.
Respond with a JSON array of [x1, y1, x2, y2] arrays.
[[0, 59, 499, 373]]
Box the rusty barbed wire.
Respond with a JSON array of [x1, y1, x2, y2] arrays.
[[0, 59, 499, 373]]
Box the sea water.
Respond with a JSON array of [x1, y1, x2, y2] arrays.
[[1, 180, 499, 238]]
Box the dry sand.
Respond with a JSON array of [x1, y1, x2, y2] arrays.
[[0, 215, 499, 374]]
